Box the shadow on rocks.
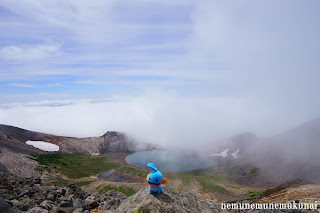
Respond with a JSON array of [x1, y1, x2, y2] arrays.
[[151, 193, 174, 203]]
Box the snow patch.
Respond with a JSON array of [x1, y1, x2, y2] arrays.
[[210, 149, 229, 158], [231, 149, 240, 159], [26, 141, 59, 152]]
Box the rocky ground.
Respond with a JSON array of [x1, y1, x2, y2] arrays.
[[0, 148, 38, 178], [0, 173, 225, 213], [255, 184, 320, 204], [0, 173, 127, 213], [1, 173, 319, 213]]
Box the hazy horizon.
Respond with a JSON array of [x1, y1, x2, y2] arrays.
[[1, 0, 320, 148]]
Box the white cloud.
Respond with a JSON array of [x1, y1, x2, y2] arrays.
[[47, 83, 61, 87], [73, 80, 104, 85], [0, 93, 71, 106], [0, 92, 309, 149], [185, 0, 320, 115], [0, 97, 125, 108], [0, 43, 61, 61], [189, 0, 320, 78], [8, 83, 34, 88]]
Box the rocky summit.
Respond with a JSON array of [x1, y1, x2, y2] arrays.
[[114, 186, 223, 213], [0, 175, 228, 213], [0, 174, 127, 213], [1, 174, 320, 213], [0, 173, 227, 213]]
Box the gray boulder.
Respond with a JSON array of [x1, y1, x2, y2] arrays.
[[85, 194, 99, 209], [100, 190, 127, 211], [72, 208, 84, 213], [8, 199, 23, 209], [66, 183, 86, 200], [112, 186, 226, 213], [0, 197, 14, 213], [28, 206, 49, 213], [39, 200, 54, 210], [21, 198, 37, 211]]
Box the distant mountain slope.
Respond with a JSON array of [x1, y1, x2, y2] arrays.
[[0, 124, 157, 177], [234, 119, 320, 186], [205, 131, 260, 159], [0, 124, 138, 155]]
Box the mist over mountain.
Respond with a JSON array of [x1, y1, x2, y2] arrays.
[[214, 119, 320, 186], [1, 92, 315, 153], [253, 119, 320, 184], [1, 118, 320, 186]]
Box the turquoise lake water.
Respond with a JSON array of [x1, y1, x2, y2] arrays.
[[125, 150, 217, 172]]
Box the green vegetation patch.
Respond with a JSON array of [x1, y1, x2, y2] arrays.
[[168, 169, 232, 195], [119, 166, 148, 178], [241, 168, 260, 176], [45, 179, 69, 187], [31, 153, 121, 178], [45, 180, 93, 187], [97, 184, 135, 197], [75, 181, 94, 187]]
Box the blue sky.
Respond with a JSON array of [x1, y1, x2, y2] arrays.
[[0, 0, 197, 103], [0, 1, 320, 146], [1, 0, 318, 105]]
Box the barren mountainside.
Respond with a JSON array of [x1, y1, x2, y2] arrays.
[[0, 124, 157, 177], [0, 124, 137, 155]]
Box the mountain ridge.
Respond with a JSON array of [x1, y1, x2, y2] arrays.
[[0, 124, 158, 178]]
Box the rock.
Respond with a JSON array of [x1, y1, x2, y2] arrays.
[[60, 199, 73, 208], [0, 193, 14, 200], [57, 198, 83, 213], [41, 173, 50, 180], [33, 192, 46, 204], [33, 178, 42, 185], [72, 198, 84, 210], [18, 189, 35, 198], [21, 199, 37, 211], [40, 200, 54, 210], [56, 188, 66, 196], [67, 183, 77, 190], [198, 199, 223, 213], [39, 187, 50, 195], [114, 186, 227, 213], [0, 197, 14, 213], [51, 205, 59, 212], [0, 133, 7, 140], [46, 193, 55, 201], [66, 183, 86, 200], [8, 199, 23, 208], [24, 177, 34, 186], [100, 190, 127, 210], [28, 206, 49, 213], [180, 192, 201, 212], [85, 194, 100, 209], [56, 207, 75, 213], [72, 208, 84, 213]]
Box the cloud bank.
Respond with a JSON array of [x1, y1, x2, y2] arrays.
[[0, 91, 313, 149]]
